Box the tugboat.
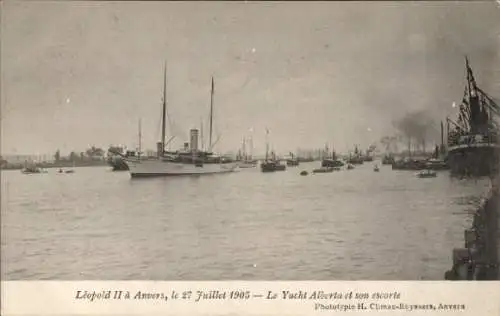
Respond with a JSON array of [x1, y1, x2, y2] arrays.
[[346, 145, 364, 165], [321, 145, 344, 168], [286, 152, 300, 166], [446, 57, 499, 177], [260, 155, 286, 172], [260, 130, 286, 172]]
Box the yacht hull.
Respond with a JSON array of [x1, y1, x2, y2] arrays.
[[127, 159, 237, 177]]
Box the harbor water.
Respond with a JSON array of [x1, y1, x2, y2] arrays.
[[1, 163, 492, 280]]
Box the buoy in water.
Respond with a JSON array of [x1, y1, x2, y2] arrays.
[[300, 171, 308, 176]]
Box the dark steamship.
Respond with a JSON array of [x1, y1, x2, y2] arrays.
[[446, 57, 499, 177]]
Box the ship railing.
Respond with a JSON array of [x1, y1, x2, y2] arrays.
[[448, 132, 498, 147]]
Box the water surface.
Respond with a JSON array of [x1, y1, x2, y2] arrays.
[[1, 163, 490, 280]]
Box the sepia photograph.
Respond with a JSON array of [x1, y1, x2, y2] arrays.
[[1, 0, 499, 286]]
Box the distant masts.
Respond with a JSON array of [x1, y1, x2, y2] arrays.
[[265, 128, 270, 160], [200, 117, 205, 151], [209, 77, 214, 151], [138, 118, 142, 160], [161, 61, 168, 156]]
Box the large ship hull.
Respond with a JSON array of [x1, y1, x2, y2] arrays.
[[447, 144, 499, 177], [127, 159, 237, 177]]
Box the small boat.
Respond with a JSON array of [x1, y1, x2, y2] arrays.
[[260, 133, 286, 172], [300, 170, 308, 176], [312, 167, 334, 173], [261, 160, 277, 172], [21, 163, 46, 174], [416, 169, 437, 178], [58, 161, 76, 174], [65, 161, 76, 173], [21, 167, 44, 174], [374, 164, 380, 172], [347, 164, 354, 170]]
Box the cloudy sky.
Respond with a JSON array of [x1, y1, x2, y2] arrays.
[[1, 1, 499, 156]]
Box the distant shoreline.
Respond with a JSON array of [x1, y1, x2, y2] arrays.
[[0, 160, 109, 170]]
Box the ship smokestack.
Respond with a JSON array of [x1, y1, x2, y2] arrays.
[[184, 142, 189, 151], [190, 129, 199, 152]]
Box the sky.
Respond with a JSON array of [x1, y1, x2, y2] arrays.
[[1, 1, 499, 156]]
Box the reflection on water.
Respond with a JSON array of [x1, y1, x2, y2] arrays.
[[1, 163, 491, 280]]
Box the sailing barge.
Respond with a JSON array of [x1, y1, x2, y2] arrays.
[[236, 137, 257, 168], [446, 57, 499, 177]]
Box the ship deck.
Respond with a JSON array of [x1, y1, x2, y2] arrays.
[[448, 142, 500, 151]]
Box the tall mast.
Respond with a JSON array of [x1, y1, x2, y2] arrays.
[[138, 118, 142, 159], [242, 137, 246, 159], [161, 62, 167, 156], [200, 117, 204, 151], [440, 120, 444, 149], [465, 56, 471, 100], [265, 128, 269, 160], [209, 77, 214, 151], [249, 136, 253, 159]]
